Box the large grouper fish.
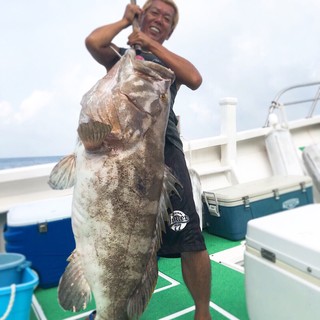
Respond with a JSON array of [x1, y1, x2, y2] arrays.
[[48, 48, 180, 319]]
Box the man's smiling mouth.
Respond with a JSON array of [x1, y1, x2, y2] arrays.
[[150, 26, 160, 33]]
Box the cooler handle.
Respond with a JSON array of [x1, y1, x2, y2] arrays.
[[203, 191, 220, 217]]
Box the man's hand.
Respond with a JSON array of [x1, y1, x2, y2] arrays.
[[122, 4, 142, 28], [127, 30, 154, 52]]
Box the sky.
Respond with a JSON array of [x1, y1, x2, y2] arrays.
[[1, 0, 320, 158]]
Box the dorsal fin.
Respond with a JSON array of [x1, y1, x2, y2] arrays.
[[77, 121, 111, 151]]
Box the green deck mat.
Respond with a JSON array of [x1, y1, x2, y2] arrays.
[[31, 232, 249, 319]]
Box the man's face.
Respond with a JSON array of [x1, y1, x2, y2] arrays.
[[140, 0, 175, 44]]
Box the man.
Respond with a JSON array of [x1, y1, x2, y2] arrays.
[[85, 1, 212, 319]]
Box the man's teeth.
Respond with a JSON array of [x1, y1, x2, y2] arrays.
[[150, 27, 160, 33]]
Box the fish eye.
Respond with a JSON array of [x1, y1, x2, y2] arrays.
[[160, 94, 167, 100]]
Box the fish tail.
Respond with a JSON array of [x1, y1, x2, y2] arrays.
[[127, 251, 158, 319]]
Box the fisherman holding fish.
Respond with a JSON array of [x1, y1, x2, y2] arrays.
[[84, 0, 212, 319]]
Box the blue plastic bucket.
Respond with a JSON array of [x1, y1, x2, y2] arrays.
[[0, 253, 30, 287], [0, 267, 39, 320]]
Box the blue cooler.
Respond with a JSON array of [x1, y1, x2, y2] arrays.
[[203, 175, 313, 241], [4, 196, 75, 288]]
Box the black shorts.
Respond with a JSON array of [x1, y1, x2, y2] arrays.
[[157, 142, 207, 258]]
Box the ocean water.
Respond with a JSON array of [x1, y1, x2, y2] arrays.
[[0, 156, 64, 170]]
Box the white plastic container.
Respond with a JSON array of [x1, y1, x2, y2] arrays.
[[265, 127, 304, 176], [303, 143, 320, 193], [245, 204, 320, 320]]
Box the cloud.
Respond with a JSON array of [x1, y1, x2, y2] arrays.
[[0, 101, 12, 121], [188, 101, 211, 120], [54, 63, 103, 104], [13, 90, 54, 124], [1, 0, 320, 157]]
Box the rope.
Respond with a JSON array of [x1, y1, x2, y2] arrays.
[[0, 284, 16, 320]]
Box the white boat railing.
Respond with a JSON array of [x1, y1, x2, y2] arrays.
[[183, 82, 320, 192], [0, 163, 72, 215], [264, 81, 320, 127]]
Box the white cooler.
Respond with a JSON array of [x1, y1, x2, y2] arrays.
[[245, 204, 320, 320]]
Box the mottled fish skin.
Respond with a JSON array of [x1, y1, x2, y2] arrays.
[[50, 49, 176, 320]]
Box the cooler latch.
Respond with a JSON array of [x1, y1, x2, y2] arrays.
[[273, 188, 280, 200], [243, 196, 250, 208], [300, 182, 306, 192], [203, 191, 220, 217], [261, 248, 276, 263], [38, 222, 48, 233]]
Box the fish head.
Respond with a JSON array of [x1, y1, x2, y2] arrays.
[[79, 49, 175, 153], [115, 49, 175, 143]]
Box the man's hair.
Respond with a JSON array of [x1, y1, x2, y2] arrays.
[[142, 0, 179, 31]]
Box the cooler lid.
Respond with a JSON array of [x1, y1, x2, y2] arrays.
[[209, 175, 312, 204], [7, 195, 73, 226], [246, 204, 320, 280]]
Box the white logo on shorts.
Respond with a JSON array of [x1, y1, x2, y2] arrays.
[[169, 210, 190, 232]]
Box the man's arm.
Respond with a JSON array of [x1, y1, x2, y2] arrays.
[[85, 4, 141, 71], [128, 30, 202, 90], [149, 40, 203, 90], [85, 4, 202, 90]]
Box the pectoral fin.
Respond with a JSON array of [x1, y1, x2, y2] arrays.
[[48, 154, 76, 190], [77, 121, 111, 151]]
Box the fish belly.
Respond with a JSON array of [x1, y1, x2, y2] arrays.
[[72, 148, 163, 318]]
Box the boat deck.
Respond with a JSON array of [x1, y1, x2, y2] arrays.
[[30, 232, 248, 320]]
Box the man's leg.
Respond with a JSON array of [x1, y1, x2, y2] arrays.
[[181, 250, 212, 320]]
